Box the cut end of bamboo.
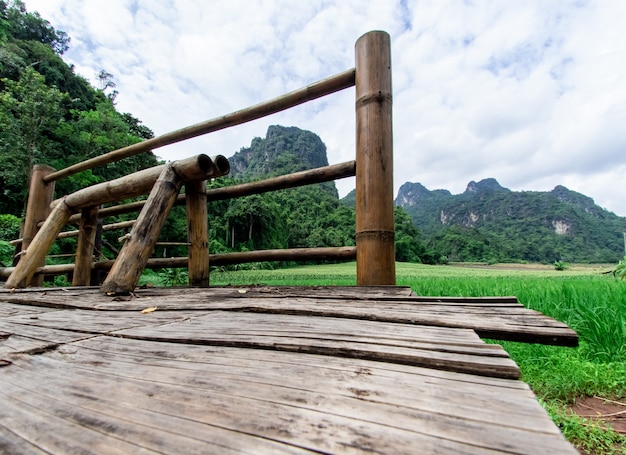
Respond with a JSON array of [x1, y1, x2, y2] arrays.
[[212, 155, 230, 176]]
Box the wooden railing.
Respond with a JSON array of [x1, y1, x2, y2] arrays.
[[1, 30, 395, 293]]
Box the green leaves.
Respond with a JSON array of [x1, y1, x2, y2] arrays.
[[0, 67, 67, 212]]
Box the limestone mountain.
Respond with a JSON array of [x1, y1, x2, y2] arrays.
[[230, 126, 331, 180], [394, 178, 626, 263]]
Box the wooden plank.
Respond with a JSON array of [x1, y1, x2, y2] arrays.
[[2, 306, 518, 378], [1, 337, 575, 453], [112, 312, 519, 379], [3, 308, 211, 335], [0, 337, 577, 454], [0, 304, 57, 317], [0, 383, 300, 454], [0, 426, 49, 455], [0, 319, 98, 355], [0, 287, 577, 346]]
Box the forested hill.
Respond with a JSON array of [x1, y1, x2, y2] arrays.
[[230, 126, 331, 180], [393, 178, 626, 263], [0, 0, 158, 217]]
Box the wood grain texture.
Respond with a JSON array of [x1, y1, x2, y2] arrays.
[[0, 286, 577, 346], [0, 310, 578, 454], [185, 180, 209, 287], [72, 205, 99, 286]]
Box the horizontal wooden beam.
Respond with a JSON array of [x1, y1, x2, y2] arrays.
[[52, 155, 229, 211], [11, 220, 136, 245], [205, 160, 356, 201], [0, 247, 357, 279]]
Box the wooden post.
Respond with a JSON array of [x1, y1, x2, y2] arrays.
[[355, 31, 395, 286], [72, 205, 99, 286], [4, 201, 72, 289], [100, 164, 184, 294], [20, 165, 56, 286], [186, 180, 209, 287]]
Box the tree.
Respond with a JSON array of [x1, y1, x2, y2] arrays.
[[3, 0, 70, 54], [395, 206, 426, 262], [97, 69, 118, 102], [0, 67, 67, 213]]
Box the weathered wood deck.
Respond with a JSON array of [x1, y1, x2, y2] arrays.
[[0, 286, 578, 454]]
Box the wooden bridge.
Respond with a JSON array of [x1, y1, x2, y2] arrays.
[[1, 285, 577, 454], [0, 31, 578, 453]]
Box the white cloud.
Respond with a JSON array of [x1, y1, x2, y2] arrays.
[[23, 0, 626, 216]]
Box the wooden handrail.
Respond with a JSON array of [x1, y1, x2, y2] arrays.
[[43, 69, 356, 184], [11, 220, 136, 245], [0, 247, 357, 279]]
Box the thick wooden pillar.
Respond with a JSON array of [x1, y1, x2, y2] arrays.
[[20, 165, 56, 286], [72, 205, 99, 286], [100, 164, 183, 294], [355, 31, 395, 285], [186, 180, 209, 287]]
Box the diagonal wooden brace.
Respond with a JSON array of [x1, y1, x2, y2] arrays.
[[100, 155, 229, 295]]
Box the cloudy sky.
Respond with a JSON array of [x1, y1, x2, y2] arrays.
[[24, 0, 626, 216]]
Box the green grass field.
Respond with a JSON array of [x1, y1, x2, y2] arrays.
[[203, 261, 626, 454]]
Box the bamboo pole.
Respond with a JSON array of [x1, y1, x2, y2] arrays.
[[0, 247, 357, 280], [206, 246, 356, 266], [355, 31, 395, 286], [20, 165, 56, 286], [205, 160, 356, 201], [100, 164, 185, 294], [13, 211, 144, 246], [9, 219, 137, 245], [54, 154, 229, 211], [185, 180, 209, 287], [72, 205, 99, 286], [4, 201, 72, 288], [90, 217, 105, 285], [102, 246, 356, 269], [67, 200, 148, 223], [43, 70, 356, 184]]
